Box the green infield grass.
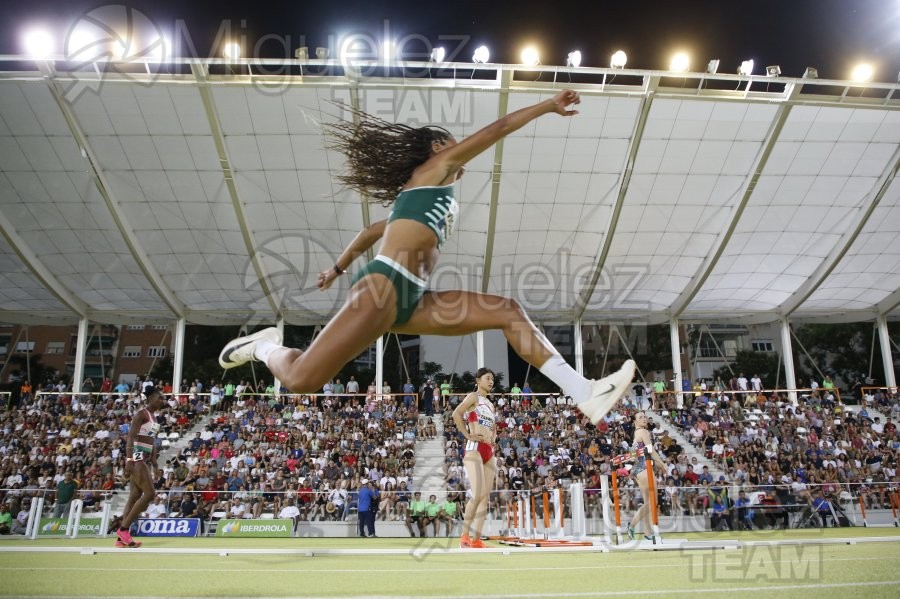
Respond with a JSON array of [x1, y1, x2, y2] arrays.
[[0, 529, 897, 598]]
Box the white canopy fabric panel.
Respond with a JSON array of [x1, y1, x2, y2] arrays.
[[601, 99, 778, 314], [492, 93, 638, 314], [0, 235, 66, 312], [805, 176, 900, 311], [693, 106, 899, 315], [0, 64, 898, 325], [0, 81, 169, 314]]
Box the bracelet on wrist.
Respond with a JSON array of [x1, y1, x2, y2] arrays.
[[333, 264, 344, 275]]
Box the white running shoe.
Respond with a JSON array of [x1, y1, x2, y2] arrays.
[[218, 327, 283, 369], [578, 359, 636, 424]]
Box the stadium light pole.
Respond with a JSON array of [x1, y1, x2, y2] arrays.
[[573, 320, 584, 376], [172, 317, 185, 395], [669, 319, 683, 409], [780, 317, 798, 403], [73, 317, 88, 395], [876, 315, 897, 390]]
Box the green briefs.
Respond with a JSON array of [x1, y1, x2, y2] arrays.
[[352, 255, 427, 326]]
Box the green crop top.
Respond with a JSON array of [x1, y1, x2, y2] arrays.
[[387, 184, 459, 249]]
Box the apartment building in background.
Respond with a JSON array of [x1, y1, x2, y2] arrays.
[[0, 323, 172, 385]]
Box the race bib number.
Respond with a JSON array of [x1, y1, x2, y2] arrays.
[[132, 451, 145, 462]]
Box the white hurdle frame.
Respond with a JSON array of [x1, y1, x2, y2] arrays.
[[600, 476, 613, 544], [66, 499, 84, 538], [569, 482, 587, 541], [98, 499, 112, 538], [26, 496, 44, 540]]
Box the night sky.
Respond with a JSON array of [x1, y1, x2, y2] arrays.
[[2, 0, 899, 82]]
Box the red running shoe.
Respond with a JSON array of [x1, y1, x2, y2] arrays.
[[116, 528, 135, 545], [469, 538, 487, 549]]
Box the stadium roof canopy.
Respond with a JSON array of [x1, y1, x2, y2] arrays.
[[0, 58, 898, 327]]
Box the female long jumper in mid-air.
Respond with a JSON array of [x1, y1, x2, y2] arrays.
[[219, 89, 635, 424]]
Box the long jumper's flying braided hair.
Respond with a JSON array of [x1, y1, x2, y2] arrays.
[[324, 104, 452, 206]]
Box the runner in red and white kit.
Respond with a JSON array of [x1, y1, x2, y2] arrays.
[[452, 368, 497, 548]]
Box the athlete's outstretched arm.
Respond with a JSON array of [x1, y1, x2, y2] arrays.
[[412, 90, 580, 186], [317, 219, 387, 289]]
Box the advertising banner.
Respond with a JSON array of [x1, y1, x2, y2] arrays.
[[215, 518, 292, 538], [37, 517, 102, 536], [134, 518, 201, 537]]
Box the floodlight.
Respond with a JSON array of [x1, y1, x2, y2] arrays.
[[294, 47, 309, 60], [802, 67, 818, 79], [382, 40, 395, 61], [430, 47, 446, 62], [566, 50, 582, 68], [23, 28, 54, 58], [669, 52, 689, 72], [520, 46, 539, 66], [738, 59, 754, 76], [315, 47, 328, 60], [706, 59, 720, 74], [472, 45, 489, 63], [851, 63, 873, 82], [610, 50, 627, 69], [223, 42, 241, 59], [766, 65, 781, 77]]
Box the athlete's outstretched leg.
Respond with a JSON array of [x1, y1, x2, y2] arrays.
[[395, 290, 635, 423], [220, 276, 397, 392]]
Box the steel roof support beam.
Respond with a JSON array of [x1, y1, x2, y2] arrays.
[[669, 319, 683, 409], [171, 317, 186, 395], [0, 210, 88, 317], [669, 83, 800, 319], [573, 319, 584, 377], [780, 317, 798, 403], [573, 75, 659, 321], [39, 63, 185, 319], [876, 315, 896, 390], [72, 317, 88, 395], [191, 63, 281, 320], [877, 287, 900, 317], [480, 69, 513, 294], [779, 147, 900, 317]]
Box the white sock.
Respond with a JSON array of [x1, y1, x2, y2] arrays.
[[539, 354, 590, 404], [253, 340, 281, 364]]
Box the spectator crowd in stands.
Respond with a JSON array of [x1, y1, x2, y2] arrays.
[[1, 372, 897, 535], [0, 378, 206, 533]]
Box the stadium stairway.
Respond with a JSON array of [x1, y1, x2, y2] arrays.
[[413, 415, 447, 498], [644, 408, 728, 480], [109, 412, 214, 517], [854, 403, 891, 423]]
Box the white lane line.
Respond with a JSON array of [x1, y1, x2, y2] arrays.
[[32, 580, 900, 599], [0, 555, 888, 575]]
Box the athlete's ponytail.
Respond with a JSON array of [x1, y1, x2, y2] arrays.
[[325, 104, 452, 207]]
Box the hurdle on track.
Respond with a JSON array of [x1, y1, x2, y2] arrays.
[[607, 445, 662, 544], [492, 484, 592, 547]]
